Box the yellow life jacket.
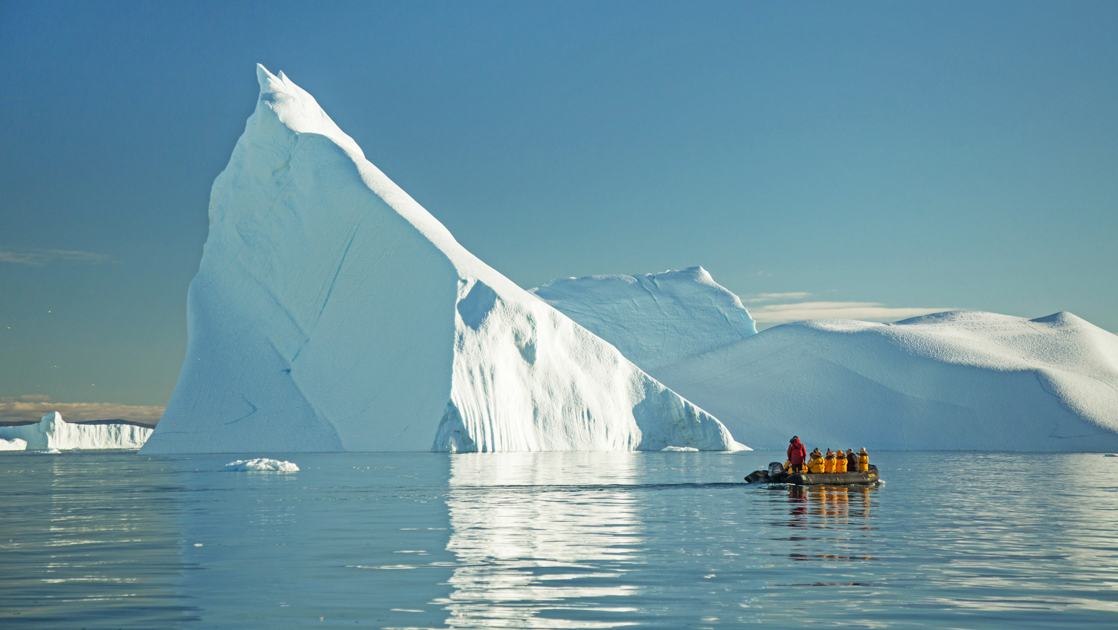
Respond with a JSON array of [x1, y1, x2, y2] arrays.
[[858, 453, 869, 472], [808, 456, 825, 474], [824, 453, 835, 473], [835, 453, 848, 473]]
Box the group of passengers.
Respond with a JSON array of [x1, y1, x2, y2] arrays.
[[785, 436, 868, 474]]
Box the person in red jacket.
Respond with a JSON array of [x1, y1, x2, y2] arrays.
[[787, 436, 807, 473]]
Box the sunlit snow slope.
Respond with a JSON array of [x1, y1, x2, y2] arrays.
[[142, 66, 738, 454], [532, 267, 756, 371], [537, 271, 1118, 451]]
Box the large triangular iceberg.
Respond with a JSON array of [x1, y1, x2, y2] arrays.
[[141, 66, 740, 454]]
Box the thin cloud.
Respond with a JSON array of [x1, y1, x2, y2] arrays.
[[1, 394, 51, 403], [750, 301, 953, 325], [740, 292, 813, 304], [0, 397, 164, 426], [0, 249, 114, 266]]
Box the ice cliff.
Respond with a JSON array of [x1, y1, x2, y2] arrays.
[[141, 66, 739, 454], [0, 412, 152, 450], [536, 271, 1118, 451]]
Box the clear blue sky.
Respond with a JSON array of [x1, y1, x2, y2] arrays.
[[1, 0, 1115, 414]]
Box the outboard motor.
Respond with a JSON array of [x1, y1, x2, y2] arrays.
[[769, 462, 785, 476]]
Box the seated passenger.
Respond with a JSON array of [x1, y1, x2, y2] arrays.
[[858, 447, 870, 472], [823, 449, 836, 473], [835, 448, 848, 473], [807, 449, 825, 474], [846, 449, 858, 472]]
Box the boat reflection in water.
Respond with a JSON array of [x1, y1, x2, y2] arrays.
[[781, 484, 879, 565], [437, 452, 642, 629]]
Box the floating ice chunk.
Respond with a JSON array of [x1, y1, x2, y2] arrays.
[[661, 446, 699, 452], [224, 458, 299, 472], [0, 438, 27, 451]]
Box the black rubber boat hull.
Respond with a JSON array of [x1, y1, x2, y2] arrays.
[[745, 463, 880, 485], [785, 470, 878, 485]]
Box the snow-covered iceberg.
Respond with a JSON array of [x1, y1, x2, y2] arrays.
[[141, 66, 739, 454], [532, 266, 757, 372], [536, 270, 1118, 451], [0, 412, 152, 450]]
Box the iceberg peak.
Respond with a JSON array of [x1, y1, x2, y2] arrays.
[[255, 63, 281, 92], [250, 64, 365, 162]]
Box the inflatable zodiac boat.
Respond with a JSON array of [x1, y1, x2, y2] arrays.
[[745, 462, 881, 486]]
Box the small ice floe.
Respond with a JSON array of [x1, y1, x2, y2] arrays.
[[662, 446, 699, 452], [30, 448, 62, 455], [224, 458, 299, 472]]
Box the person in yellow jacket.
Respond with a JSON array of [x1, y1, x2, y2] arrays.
[[834, 448, 848, 473], [857, 447, 870, 472], [824, 449, 836, 473], [807, 449, 826, 474]]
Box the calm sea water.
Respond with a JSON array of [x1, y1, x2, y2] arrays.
[[2, 450, 1117, 629]]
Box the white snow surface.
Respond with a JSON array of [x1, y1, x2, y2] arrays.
[[0, 412, 152, 450], [532, 267, 756, 372], [142, 65, 738, 454], [535, 270, 1118, 451], [224, 458, 299, 472], [0, 438, 27, 451]]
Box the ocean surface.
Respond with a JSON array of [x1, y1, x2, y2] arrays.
[[2, 450, 1117, 629]]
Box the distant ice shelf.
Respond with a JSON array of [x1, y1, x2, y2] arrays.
[[0, 412, 152, 450]]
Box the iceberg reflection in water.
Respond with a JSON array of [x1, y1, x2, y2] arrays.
[[3, 451, 1118, 629], [439, 453, 644, 627]]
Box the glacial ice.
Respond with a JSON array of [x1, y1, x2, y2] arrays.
[[224, 458, 299, 472], [0, 438, 28, 451], [536, 270, 1118, 451], [0, 412, 152, 450], [533, 266, 757, 371], [141, 65, 739, 454]]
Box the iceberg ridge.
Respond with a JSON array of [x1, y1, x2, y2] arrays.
[[535, 270, 1118, 451]]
